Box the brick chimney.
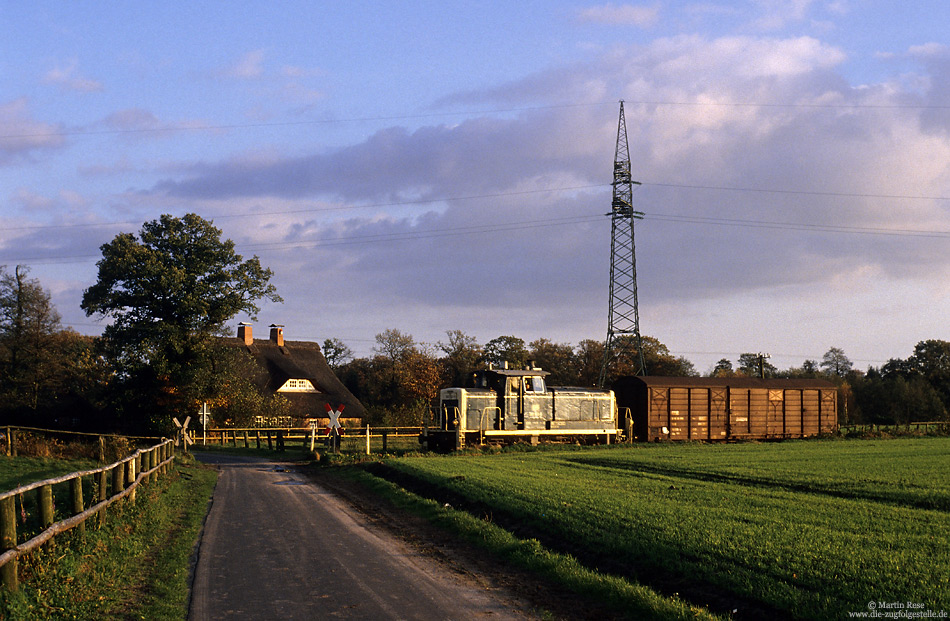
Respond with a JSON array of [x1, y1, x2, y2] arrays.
[[269, 324, 284, 347], [237, 322, 253, 346]]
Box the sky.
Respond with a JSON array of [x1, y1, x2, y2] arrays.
[[3, 1, 950, 375]]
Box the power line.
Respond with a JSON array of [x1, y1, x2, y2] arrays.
[[6, 204, 950, 265], [0, 102, 613, 140], [4, 96, 949, 141], [4, 178, 949, 235]]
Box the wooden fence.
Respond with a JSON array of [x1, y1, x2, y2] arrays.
[[0, 438, 176, 591], [200, 426, 424, 454]]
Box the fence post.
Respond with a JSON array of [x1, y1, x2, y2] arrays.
[[4, 427, 10, 456], [243, 430, 249, 448], [256, 430, 261, 449], [112, 462, 125, 501], [9, 429, 15, 457], [127, 458, 136, 504], [39, 484, 54, 530], [382, 431, 388, 453], [366, 425, 371, 455], [1, 496, 17, 591], [71, 477, 85, 537], [97, 469, 108, 527]]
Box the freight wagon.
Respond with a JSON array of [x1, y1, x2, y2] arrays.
[[427, 365, 617, 451], [613, 376, 838, 441]]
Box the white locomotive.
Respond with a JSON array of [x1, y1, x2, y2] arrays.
[[427, 364, 618, 450]]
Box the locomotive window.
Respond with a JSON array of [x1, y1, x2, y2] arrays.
[[523, 377, 545, 393]]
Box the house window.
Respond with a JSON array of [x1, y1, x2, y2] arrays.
[[279, 379, 318, 393]]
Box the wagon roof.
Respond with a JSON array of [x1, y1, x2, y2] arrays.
[[615, 376, 836, 389]]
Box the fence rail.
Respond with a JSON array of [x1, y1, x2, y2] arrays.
[[839, 421, 950, 434], [198, 426, 424, 454], [0, 438, 176, 591]]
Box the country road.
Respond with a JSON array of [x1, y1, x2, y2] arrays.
[[189, 453, 534, 620]]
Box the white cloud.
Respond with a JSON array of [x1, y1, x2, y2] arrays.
[[42, 60, 103, 93], [749, 0, 816, 30], [577, 3, 660, 27], [226, 49, 266, 79], [0, 98, 66, 164], [908, 42, 949, 58]]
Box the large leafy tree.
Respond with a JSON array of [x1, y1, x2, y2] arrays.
[[529, 338, 577, 385], [483, 335, 529, 369], [607, 335, 696, 381], [81, 214, 281, 427], [737, 353, 778, 378]]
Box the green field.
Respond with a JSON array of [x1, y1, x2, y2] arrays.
[[376, 437, 950, 620]]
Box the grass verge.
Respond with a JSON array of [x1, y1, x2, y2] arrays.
[[0, 453, 217, 620]]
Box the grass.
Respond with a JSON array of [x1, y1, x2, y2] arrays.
[[0, 453, 217, 620], [357, 437, 950, 620], [0, 456, 99, 493]]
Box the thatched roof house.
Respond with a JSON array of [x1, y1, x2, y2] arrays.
[[226, 323, 364, 422]]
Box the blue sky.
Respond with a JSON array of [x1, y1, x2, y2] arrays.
[[3, 1, 950, 373]]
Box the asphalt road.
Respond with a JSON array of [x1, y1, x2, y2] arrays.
[[189, 453, 531, 620]]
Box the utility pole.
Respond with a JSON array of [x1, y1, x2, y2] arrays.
[[599, 101, 646, 386]]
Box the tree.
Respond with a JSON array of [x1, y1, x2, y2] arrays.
[[322, 338, 353, 369], [574, 339, 604, 386], [710, 358, 734, 377], [0, 265, 63, 410], [373, 329, 415, 364], [737, 353, 777, 378], [81, 214, 281, 427], [438, 330, 482, 385], [909, 339, 950, 409], [613, 335, 695, 379], [528, 338, 576, 384], [484, 335, 528, 369], [821, 347, 853, 378]]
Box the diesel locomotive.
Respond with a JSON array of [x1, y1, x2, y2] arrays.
[[425, 364, 618, 451]]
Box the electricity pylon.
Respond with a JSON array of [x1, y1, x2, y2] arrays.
[[599, 100, 646, 386]]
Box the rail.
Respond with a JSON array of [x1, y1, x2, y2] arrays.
[[0, 438, 176, 591]]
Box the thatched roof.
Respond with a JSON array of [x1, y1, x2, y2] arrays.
[[223, 329, 364, 419]]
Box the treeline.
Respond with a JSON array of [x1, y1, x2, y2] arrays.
[[333, 331, 950, 427]]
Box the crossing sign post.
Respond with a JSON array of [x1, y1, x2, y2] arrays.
[[199, 402, 211, 446], [325, 403, 345, 453], [173, 416, 193, 452]]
